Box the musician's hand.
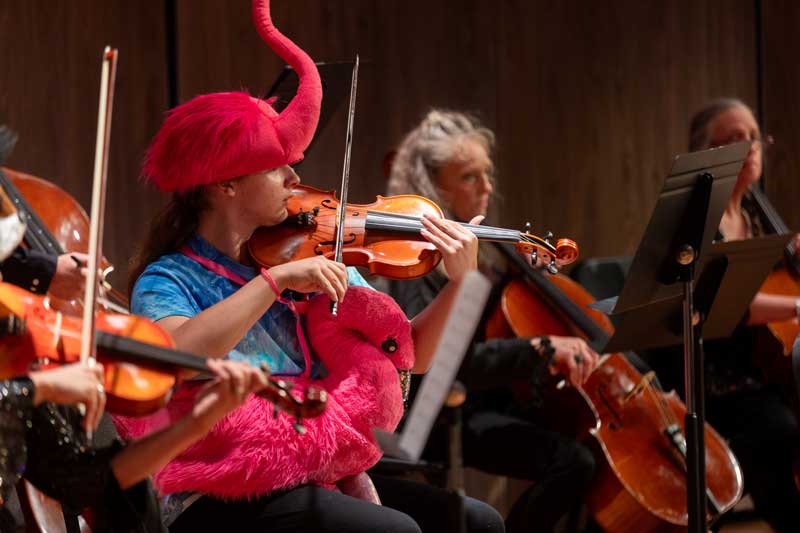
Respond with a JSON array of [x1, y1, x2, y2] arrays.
[[29, 362, 106, 432], [420, 214, 481, 283], [48, 253, 88, 300], [268, 256, 348, 302], [536, 335, 599, 387], [190, 359, 270, 433]]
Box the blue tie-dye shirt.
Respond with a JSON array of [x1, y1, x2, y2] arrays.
[[131, 234, 371, 378]]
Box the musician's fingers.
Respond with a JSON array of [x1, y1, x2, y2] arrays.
[[419, 217, 457, 254], [587, 347, 600, 372], [423, 214, 472, 242], [93, 385, 106, 430], [315, 271, 339, 302], [250, 366, 269, 391], [563, 352, 580, 388], [323, 261, 348, 302], [82, 390, 98, 433], [206, 358, 232, 382]]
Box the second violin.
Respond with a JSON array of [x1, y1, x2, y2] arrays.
[[0, 281, 327, 420]]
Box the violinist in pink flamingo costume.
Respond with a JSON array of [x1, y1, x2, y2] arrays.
[[121, 0, 503, 529], [116, 286, 413, 499]]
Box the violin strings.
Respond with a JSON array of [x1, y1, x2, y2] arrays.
[[365, 211, 523, 242]]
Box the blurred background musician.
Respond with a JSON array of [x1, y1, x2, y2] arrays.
[[646, 98, 800, 533], [386, 109, 600, 533]]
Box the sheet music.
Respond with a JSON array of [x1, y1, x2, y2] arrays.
[[375, 270, 491, 461]]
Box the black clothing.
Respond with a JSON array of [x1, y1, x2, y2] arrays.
[[644, 191, 800, 532], [0, 382, 164, 533], [388, 263, 595, 533], [169, 474, 504, 533], [389, 267, 548, 395], [708, 389, 800, 533], [0, 247, 56, 295], [0, 378, 35, 513], [23, 404, 164, 533]]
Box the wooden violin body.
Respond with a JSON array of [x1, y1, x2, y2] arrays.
[[487, 272, 743, 531], [0, 281, 327, 419], [249, 185, 579, 279], [0, 281, 177, 416]]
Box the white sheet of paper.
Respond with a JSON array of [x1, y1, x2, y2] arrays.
[[375, 270, 491, 461]]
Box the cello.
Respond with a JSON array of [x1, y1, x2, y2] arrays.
[[485, 243, 743, 532]]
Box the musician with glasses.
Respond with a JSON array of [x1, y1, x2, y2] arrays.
[[386, 109, 600, 533], [648, 97, 800, 532]]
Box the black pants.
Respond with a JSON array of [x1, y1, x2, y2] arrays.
[[169, 474, 504, 533], [707, 389, 800, 533], [460, 410, 595, 533]]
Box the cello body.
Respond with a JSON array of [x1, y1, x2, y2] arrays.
[[487, 273, 743, 531], [0, 166, 128, 313]]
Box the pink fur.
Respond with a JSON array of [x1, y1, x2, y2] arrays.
[[114, 287, 414, 499], [143, 0, 322, 192]]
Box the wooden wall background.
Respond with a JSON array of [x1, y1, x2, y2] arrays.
[[0, 0, 797, 287]]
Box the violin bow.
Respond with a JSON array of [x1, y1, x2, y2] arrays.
[[79, 47, 118, 378], [330, 54, 360, 316]]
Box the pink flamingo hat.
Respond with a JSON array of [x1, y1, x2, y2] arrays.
[[142, 0, 322, 192]]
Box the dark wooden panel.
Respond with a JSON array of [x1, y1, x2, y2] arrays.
[[496, 0, 757, 260], [762, 0, 800, 232], [175, 0, 499, 201], [0, 0, 168, 288], [176, 0, 758, 262], [1, 0, 764, 289]]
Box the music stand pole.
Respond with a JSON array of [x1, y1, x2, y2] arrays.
[[678, 251, 706, 533]]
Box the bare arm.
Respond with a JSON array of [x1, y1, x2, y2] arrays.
[[157, 257, 348, 360], [409, 214, 482, 373], [409, 278, 462, 373], [158, 275, 277, 358], [747, 292, 799, 325]]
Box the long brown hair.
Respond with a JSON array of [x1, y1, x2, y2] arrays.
[[128, 187, 208, 296]]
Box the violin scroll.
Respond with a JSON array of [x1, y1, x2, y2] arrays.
[[515, 233, 579, 274]]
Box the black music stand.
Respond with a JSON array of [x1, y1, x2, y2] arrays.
[[596, 142, 754, 533], [265, 61, 355, 165]]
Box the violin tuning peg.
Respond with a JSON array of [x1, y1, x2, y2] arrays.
[[544, 231, 553, 243], [530, 249, 538, 265], [547, 259, 559, 275], [293, 421, 307, 435], [524, 221, 532, 233]]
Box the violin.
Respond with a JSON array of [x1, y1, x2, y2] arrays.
[[248, 184, 579, 279], [485, 244, 743, 531], [0, 280, 327, 420], [1, 278, 325, 533]]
